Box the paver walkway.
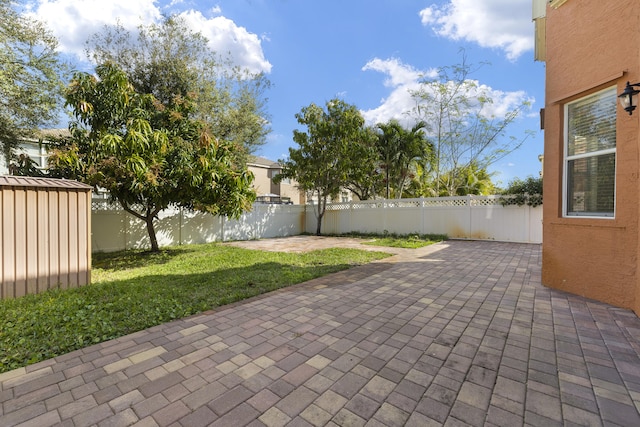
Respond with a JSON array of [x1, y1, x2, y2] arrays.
[[1, 239, 640, 426]]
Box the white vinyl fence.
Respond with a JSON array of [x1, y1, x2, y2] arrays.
[[92, 195, 541, 252], [91, 201, 306, 252], [311, 196, 542, 244]]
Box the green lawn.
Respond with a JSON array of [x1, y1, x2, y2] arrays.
[[348, 233, 447, 249], [0, 243, 389, 374]]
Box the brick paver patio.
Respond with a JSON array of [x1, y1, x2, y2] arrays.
[[1, 239, 640, 426]]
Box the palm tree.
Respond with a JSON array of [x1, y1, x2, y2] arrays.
[[375, 120, 433, 198]]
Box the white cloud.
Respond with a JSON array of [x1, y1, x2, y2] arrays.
[[26, 0, 161, 59], [360, 57, 533, 127], [362, 58, 426, 88], [419, 0, 533, 61], [25, 0, 271, 73], [360, 58, 436, 127], [475, 85, 533, 118], [180, 10, 271, 74]]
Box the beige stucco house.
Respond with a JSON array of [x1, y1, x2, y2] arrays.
[[247, 155, 305, 204], [535, 0, 640, 315]]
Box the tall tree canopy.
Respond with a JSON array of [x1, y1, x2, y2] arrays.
[[276, 99, 366, 235], [86, 16, 270, 158], [49, 63, 255, 251], [343, 126, 382, 201], [0, 0, 67, 163], [411, 55, 531, 196]]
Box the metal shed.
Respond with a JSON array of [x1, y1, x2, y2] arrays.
[[1, 176, 92, 299]]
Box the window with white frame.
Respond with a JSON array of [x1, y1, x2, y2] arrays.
[[15, 142, 49, 170], [270, 169, 291, 185], [564, 87, 616, 217]]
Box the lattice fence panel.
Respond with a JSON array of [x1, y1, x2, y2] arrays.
[[324, 203, 351, 211], [469, 196, 504, 206], [92, 199, 122, 211], [421, 198, 468, 207], [384, 200, 421, 208]]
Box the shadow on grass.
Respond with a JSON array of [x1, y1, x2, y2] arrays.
[[92, 246, 200, 271]]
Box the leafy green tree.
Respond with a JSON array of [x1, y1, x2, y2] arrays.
[[401, 161, 435, 198], [86, 16, 270, 158], [500, 176, 543, 207], [439, 161, 497, 196], [343, 126, 383, 200], [276, 99, 366, 235], [375, 120, 434, 199], [0, 0, 67, 165], [48, 63, 255, 251], [411, 54, 532, 196]]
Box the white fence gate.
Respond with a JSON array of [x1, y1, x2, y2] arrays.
[[91, 196, 542, 252]]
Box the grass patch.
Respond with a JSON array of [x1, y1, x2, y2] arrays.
[[0, 243, 389, 373], [333, 232, 447, 249]]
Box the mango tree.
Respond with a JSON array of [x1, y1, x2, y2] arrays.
[[49, 63, 255, 251]]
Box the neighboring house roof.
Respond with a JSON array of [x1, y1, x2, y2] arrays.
[[35, 128, 71, 140], [247, 155, 281, 169], [0, 175, 91, 190]]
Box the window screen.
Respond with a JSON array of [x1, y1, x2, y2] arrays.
[[565, 88, 616, 217]]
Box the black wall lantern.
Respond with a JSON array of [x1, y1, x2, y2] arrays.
[[618, 81, 640, 115]]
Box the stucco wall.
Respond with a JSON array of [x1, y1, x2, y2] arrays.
[[542, 0, 640, 314], [249, 164, 274, 196], [247, 161, 304, 204], [278, 180, 305, 204]]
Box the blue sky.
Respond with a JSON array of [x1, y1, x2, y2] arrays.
[[25, 0, 544, 186]]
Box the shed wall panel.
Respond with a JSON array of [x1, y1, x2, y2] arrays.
[[0, 178, 91, 299], [48, 192, 60, 287], [77, 192, 89, 285], [67, 191, 79, 287], [2, 189, 15, 298], [57, 191, 69, 288], [37, 190, 49, 292], [14, 190, 26, 297], [26, 189, 38, 295]]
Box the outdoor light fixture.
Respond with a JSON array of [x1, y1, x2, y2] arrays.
[[618, 81, 640, 115]]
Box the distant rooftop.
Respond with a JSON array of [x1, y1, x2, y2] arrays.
[[248, 155, 280, 168], [36, 128, 71, 139]]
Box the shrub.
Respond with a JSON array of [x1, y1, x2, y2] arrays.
[[500, 176, 542, 207]]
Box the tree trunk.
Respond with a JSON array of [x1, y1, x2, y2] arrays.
[[386, 167, 390, 199], [146, 215, 160, 252], [315, 193, 327, 235], [315, 215, 322, 236], [121, 202, 162, 252]]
